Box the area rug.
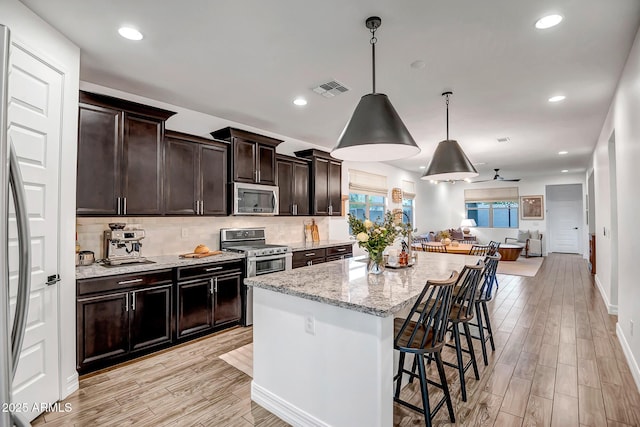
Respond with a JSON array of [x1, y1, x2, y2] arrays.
[[497, 256, 544, 277], [219, 343, 253, 378]]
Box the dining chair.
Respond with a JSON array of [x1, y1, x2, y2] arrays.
[[422, 243, 448, 253], [470, 253, 501, 365], [468, 244, 489, 256], [393, 272, 459, 427]]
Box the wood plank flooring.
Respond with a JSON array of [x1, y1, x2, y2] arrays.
[[32, 254, 640, 426]]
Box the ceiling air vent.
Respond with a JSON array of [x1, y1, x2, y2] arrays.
[[312, 80, 350, 98], [497, 137, 511, 143]]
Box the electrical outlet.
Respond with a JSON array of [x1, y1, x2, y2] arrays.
[[181, 228, 189, 238], [304, 314, 315, 335], [631, 320, 634, 336]]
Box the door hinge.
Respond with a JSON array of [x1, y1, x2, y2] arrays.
[[46, 274, 61, 286]]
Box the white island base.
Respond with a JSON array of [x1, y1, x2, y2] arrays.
[[251, 287, 394, 427]]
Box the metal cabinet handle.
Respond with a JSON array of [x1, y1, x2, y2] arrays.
[[214, 277, 218, 293], [118, 278, 143, 285], [254, 170, 258, 182], [131, 291, 136, 311], [257, 170, 261, 183], [117, 197, 121, 215], [123, 197, 127, 215], [305, 253, 315, 257], [125, 293, 129, 312], [209, 278, 214, 294], [336, 248, 346, 252], [200, 200, 204, 215], [293, 204, 297, 215], [205, 266, 223, 272], [328, 205, 333, 215], [307, 260, 313, 266]]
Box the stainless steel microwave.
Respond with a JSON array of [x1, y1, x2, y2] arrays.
[[233, 182, 279, 215]]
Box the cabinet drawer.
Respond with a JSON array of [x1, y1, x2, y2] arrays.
[[326, 254, 353, 263], [326, 244, 353, 256], [77, 269, 172, 297], [292, 248, 326, 265], [176, 261, 243, 281]]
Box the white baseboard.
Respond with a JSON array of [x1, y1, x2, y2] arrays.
[[616, 322, 640, 393], [251, 381, 330, 427], [594, 274, 618, 314]]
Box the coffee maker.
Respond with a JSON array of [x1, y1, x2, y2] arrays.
[[103, 226, 147, 265]]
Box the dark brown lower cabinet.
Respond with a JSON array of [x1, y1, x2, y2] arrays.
[[292, 244, 354, 268], [129, 285, 172, 351], [176, 261, 243, 340]]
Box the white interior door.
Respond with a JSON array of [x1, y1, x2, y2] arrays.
[[547, 184, 582, 254], [7, 41, 61, 420]]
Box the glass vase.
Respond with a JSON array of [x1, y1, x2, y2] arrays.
[[367, 251, 386, 275]]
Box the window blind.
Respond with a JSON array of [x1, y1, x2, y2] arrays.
[[464, 187, 519, 202], [401, 180, 416, 199], [348, 169, 388, 197]]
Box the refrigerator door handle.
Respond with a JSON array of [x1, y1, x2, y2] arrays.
[[9, 142, 31, 379]]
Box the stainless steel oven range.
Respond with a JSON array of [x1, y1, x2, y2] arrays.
[[220, 227, 292, 326]]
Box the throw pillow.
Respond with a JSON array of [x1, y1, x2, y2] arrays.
[[517, 229, 530, 242], [530, 230, 540, 240]]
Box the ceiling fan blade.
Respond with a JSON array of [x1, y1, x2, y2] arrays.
[[470, 179, 494, 183]]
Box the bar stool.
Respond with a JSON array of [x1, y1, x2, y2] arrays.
[[442, 262, 484, 402], [468, 244, 489, 256], [393, 272, 459, 427], [471, 253, 501, 365]]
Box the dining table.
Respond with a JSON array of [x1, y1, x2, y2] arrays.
[[415, 242, 475, 255]]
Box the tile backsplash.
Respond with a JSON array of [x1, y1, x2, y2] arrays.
[[77, 216, 330, 259]]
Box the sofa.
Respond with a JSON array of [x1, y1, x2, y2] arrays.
[[505, 229, 543, 258]]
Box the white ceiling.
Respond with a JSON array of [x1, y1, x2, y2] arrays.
[[19, 0, 640, 181]]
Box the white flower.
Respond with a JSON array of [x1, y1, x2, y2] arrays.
[[363, 220, 373, 229], [356, 232, 369, 242], [395, 226, 402, 231]]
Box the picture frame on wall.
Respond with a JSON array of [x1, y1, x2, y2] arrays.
[[521, 195, 544, 220]]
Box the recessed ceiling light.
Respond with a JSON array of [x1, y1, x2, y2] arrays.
[[410, 60, 426, 69], [558, 151, 568, 155], [293, 97, 307, 106], [561, 169, 569, 173], [548, 95, 566, 103], [118, 27, 143, 41], [419, 166, 426, 169], [535, 14, 563, 29]]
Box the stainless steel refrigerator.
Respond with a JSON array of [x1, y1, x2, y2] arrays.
[[1, 24, 33, 427]]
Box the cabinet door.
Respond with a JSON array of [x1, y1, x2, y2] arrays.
[[77, 293, 129, 368], [200, 143, 228, 215], [76, 104, 121, 215], [328, 160, 342, 216], [293, 162, 310, 215], [177, 279, 213, 339], [233, 138, 256, 183], [277, 159, 293, 215], [122, 114, 164, 215], [130, 285, 173, 352], [164, 138, 198, 215], [313, 158, 330, 215], [257, 144, 276, 185], [213, 273, 242, 325]]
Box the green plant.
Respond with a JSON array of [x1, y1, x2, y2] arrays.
[[348, 212, 404, 258]]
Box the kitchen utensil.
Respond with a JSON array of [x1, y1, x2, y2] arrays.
[[179, 250, 223, 259], [108, 222, 126, 230], [78, 250, 95, 265]]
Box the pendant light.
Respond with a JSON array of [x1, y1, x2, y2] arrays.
[[421, 91, 478, 181], [331, 17, 420, 162]]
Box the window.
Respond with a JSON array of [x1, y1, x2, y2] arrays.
[[349, 193, 386, 222], [466, 201, 519, 228], [401, 198, 413, 224]]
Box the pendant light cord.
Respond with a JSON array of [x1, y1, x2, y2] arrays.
[[370, 27, 377, 93], [445, 93, 450, 140]]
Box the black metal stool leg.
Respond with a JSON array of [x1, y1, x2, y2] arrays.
[[416, 354, 432, 427], [463, 322, 480, 380], [435, 351, 455, 423], [452, 322, 468, 401], [475, 301, 489, 365], [482, 302, 496, 351], [395, 351, 406, 398]]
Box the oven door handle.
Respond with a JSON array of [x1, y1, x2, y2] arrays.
[[247, 253, 291, 263]]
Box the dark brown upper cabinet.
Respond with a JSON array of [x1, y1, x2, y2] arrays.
[[76, 91, 176, 216], [210, 127, 282, 186], [276, 155, 310, 216], [295, 149, 343, 216], [164, 131, 228, 216]]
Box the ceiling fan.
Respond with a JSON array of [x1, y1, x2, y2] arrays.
[[471, 168, 521, 183]]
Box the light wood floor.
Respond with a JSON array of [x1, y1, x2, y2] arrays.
[[33, 253, 640, 426]]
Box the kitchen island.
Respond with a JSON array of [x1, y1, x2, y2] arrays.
[[245, 251, 480, 427]]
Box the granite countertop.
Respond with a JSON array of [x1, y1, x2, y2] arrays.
[[76, 252, 246, 280], [283, 240, 355, 251], [245, 252, 481, 317]]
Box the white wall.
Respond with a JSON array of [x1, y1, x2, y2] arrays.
[[1, 0, 80, 400], [590, 25, 640, 390], [414, 173, 587, 255]]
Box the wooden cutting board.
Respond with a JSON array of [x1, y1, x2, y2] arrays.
[[311, 219, 320, 242], [179, 250, 223, 259]]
